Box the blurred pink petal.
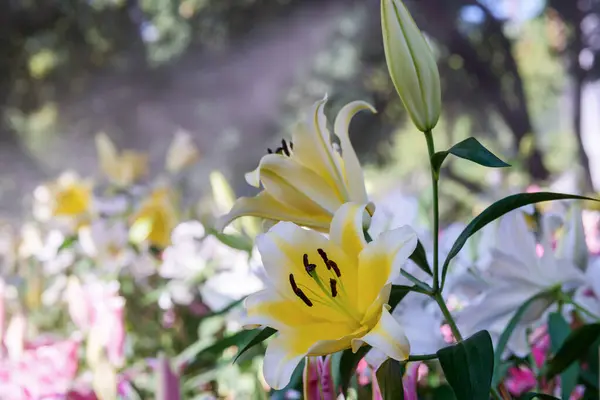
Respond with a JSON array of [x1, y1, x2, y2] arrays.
[[505, 366, 536, 396], [157, 354, 181, 400], [303, 356, 335, 400], [356, 358, 371, 386]]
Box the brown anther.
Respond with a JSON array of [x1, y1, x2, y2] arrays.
[[289, 142, 294, 150], [317, 248, 329, 264], [289, 273, 298, 291], [303, 253, 316, 275], [267, 148, 273, 154], [281, 139, 291, 156], [329, 278, 338, 298], [295, 288, 313, 307], [328, 260, 341, 277]]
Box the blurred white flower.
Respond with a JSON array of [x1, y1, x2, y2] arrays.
[[455, 211, 585, 356], [573, 258, 600, 322], [78, 220, 133, 274], [160, 221, 207, 281]]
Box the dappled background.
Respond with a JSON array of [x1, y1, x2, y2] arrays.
[[2, 0, 600, 224]]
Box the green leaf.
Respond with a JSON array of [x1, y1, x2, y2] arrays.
[[233, 327, 277, 363], [492, 290, 557, 386], [520, 393, 560, 400], [339, 345, 370, 394], [177, 329, 257, 370], [431, 137, 510, 176], [376, 359, 405, 400], [211, 231, 254, 253], [58, 235, 78, 252], [548, 312, 579, 400], [388, 285, 413, 310], [437, 330, 494, 400], [546, 323, 600, 379], [409, 240, 432, 276], [441, 192, 597, 289]]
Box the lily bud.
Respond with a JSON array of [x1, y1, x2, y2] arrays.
[[381, 0, 441, 132], [303, 356, 335, 400]]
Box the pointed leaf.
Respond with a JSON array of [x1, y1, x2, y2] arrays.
[[441, 192, 598, 289], [548, 312, 579, 400], [492, 289, 557, 386], [409, 240, 432, 276], [437, 330, 494, 400], [545, 323, 600, 379], [376, 359, 405, 400], [338, 345, 370, 394], [431, 137, 510, 176], [234, 327, 277, 363]]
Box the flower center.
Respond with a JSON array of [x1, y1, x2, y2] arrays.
[[288, 249, 361, 322], [267, 139, 293, 157]]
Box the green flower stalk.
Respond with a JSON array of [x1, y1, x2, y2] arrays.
[[381, 0, 441, 132]]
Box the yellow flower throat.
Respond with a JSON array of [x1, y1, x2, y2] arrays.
[[288, 249, 361, 322]]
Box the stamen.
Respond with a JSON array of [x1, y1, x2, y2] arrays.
[[328, 260, 341, 277], [317, 248, 329, 264], [289, 273, 298, 291], [295, 288, 313, 307], [303, 253, 316, 275], [281, 139, 291, 156], [275, 146, 284, 154], [289, 142, 294, 150], [329, 279, 338, 297], [267, 148, 273, 154]]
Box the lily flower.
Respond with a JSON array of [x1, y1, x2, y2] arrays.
[[243, 203, 417, 389], [129, 187, 178, 249], [95, 133, 148, 187], [455, 210, 585, 356], [217, 98, 376, 233]]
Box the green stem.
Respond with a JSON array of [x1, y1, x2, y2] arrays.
[[407, 353, 438, 362], [434, 292, 463, 342], [558, 291, 600, 321], [424, 130, 439, 290]]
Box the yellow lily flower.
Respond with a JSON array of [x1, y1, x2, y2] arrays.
[[244, 203, 417, 389], [130, 187, 177, 249], [217, 98, 376, 233], [95, 132, 148, 187], [47, 172, 93, 217]]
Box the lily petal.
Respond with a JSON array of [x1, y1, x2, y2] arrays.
[[243, 288, 320, 330], [292, 99, 348, 199], [216, 192, 331, 233], [255, 222, 358, 321], [357, 226, 417, 313], [333, 101, 376, 204], [259, 154, 342, 214], [330, 203, 368, 261], [351, 305, 410, 361]]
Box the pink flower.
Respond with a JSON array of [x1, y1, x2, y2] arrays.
[[0, 337, 80, 399], [356, 358, 371, 386], [156, 354, 181, 400], [505, 366, 536, 396], [67, 279, 126, 367], [303, 356, 335, 400]]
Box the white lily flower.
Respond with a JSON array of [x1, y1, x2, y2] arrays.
[[455, 210, 585, 356], [573, 258, 600, 322], [78, 220, 133, 274]]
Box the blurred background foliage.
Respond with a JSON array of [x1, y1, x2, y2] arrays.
[[2, 0, 600, 226]]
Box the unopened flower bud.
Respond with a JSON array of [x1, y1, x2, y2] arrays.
[[381, 0, 441, 132]]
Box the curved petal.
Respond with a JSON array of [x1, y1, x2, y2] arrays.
[[263, 334, 309, 390], [329, 203, 368, 261], [259, 154, 342, 214], [264, 320, 360, 390], [244, 165, 261, 188], [333, 101, 375, 204], [351, 305, 410, 361], [292, 99, 348, 200], [357, 226, 418, 314], [215, 192, 331, 233], [243, 288, 321, 330], [256, 222, 358, 322]]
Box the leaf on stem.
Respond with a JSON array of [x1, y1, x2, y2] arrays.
[[545, 323, 600, 379], [547, 312, 579, 399], [437, 330, 494, 400], [376, 359, 405, 400], [431, 137, 510, 177]]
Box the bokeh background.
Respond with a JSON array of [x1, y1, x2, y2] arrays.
[[2, 0, 600, 222]]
